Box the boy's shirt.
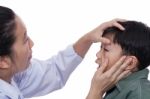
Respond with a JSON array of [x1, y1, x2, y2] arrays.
[[104, 69, 150, 99]]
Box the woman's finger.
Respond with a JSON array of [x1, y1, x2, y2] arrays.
[[108, 18, 126, 30], [113, 18, 126, 22], [98, 58, 109, 73], [98, 37, 110, 44], [113, 22, 125, 30], [116, 70, 132, 82], [107, 56, 127, 74], [113, 57, 132, 78]]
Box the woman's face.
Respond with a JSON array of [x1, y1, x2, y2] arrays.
[[10, 15, 34, 73]]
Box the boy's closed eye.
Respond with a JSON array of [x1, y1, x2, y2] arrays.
[[101, 45, 109, 52], [104, 48, 109, 52]]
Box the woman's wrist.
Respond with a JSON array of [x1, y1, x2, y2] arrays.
[[86, 87, 103, 99]]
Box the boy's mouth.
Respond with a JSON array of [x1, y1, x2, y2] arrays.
[[95, 58, 102, 65], [97, 65, 101, 69]]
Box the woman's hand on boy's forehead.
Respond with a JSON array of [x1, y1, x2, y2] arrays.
[[100, 18, 126, 31], [98, 18, 126, 44], [86, 18, 126, 44]]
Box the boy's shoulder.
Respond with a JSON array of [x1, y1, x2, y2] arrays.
[[116, 69, 150, 99], [117, 69, 150, 90]]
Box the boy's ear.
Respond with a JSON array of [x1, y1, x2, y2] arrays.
[[0, 56, 11, 69], [125, 56, 139, 72]]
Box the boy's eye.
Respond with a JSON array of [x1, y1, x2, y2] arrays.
[[104, 48, 109, 52]]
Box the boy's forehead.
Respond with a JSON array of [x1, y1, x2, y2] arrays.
[[104, 33, 114, 40]]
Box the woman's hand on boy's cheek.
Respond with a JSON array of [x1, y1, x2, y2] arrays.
[[90, 56, 132, 95], [108, 56, 132, 82]]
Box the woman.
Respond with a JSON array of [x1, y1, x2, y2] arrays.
[[0, 6, 130, 99]]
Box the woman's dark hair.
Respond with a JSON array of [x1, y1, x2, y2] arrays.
[[103, 21, 150, 70], [0, 6, 16, 56]]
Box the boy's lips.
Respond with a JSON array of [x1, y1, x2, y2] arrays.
[[97, 65, 101, 69], [95, 59, 101, 65]]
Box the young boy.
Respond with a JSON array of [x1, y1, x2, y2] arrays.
[[95, 21, 150, 99]]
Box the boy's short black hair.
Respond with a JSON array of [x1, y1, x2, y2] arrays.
[[103, 21, 150, 70]]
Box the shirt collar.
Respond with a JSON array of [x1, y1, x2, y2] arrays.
[[116, 69, 149, 91], [0, 79, 23, 99]]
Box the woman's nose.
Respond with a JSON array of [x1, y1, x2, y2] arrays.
[[29, 37, 34, 49]]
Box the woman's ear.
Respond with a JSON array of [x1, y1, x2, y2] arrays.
[[0, 56, 11, 69], [125, 56, 139, 72]]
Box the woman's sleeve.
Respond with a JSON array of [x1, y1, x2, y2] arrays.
[[13, 45, 82, 98]]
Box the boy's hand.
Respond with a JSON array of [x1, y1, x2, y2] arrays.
[[86, 18, 126, 44]]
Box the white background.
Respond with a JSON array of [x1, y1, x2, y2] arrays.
[[1, 0, 150, 99]]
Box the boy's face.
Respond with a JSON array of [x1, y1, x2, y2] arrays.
[[95, 34, 123, 71]]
